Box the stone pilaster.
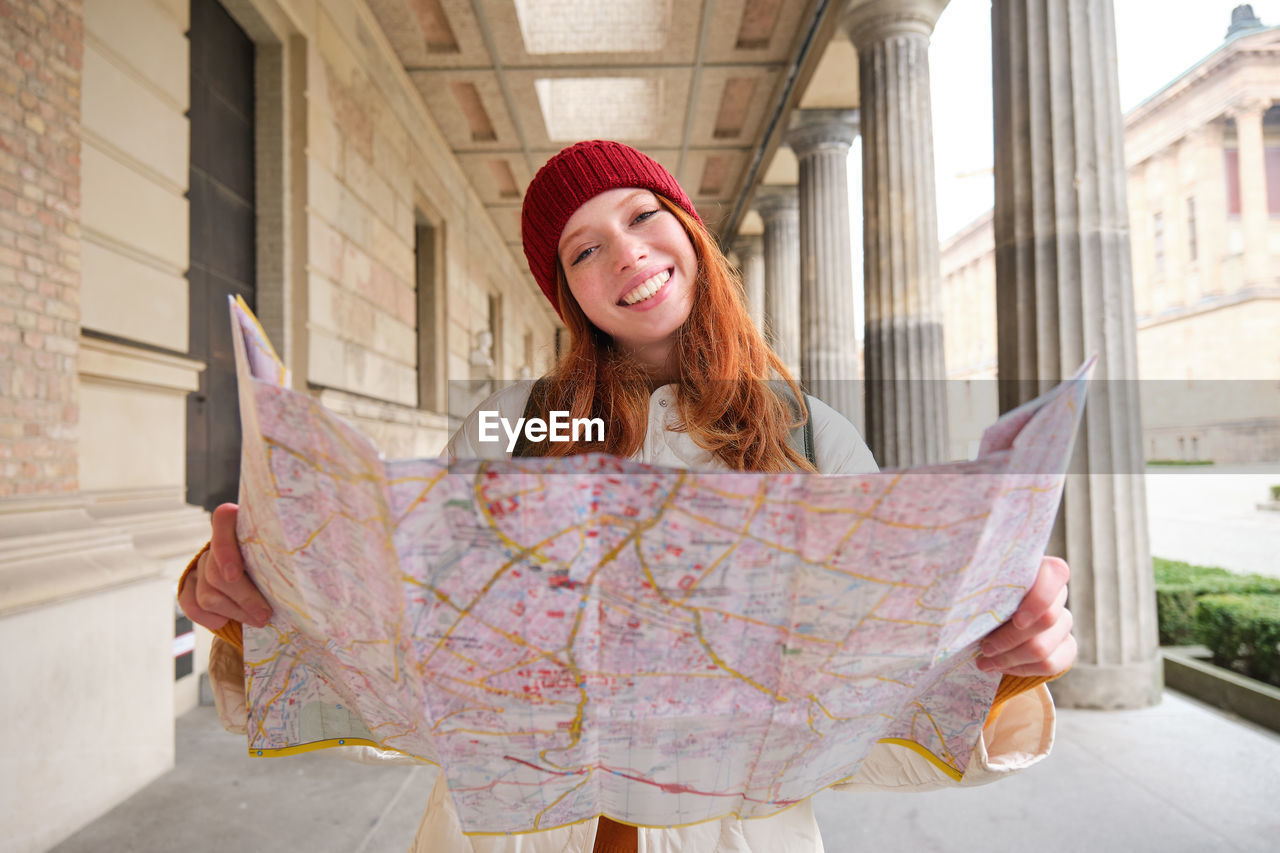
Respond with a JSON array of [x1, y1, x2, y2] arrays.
[[755, 186, 801, 377], [785, 109, 861, 428], [1195, 120, 1227, 295], [848, 0, 949, 466], [1230, 98, 1274, 287], [992, 0, 1160, 708], [732, 233, 766, 332]]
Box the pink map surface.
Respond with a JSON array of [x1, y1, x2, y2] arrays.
[[228, 298, 1090, 834]]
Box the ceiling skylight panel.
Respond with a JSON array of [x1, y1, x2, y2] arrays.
[[535, 77, 663, 141], [514, 0, 672, 54]]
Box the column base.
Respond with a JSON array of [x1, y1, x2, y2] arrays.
[[1049, 656, 1164, 709]]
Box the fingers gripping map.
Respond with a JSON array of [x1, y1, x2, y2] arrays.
[[229, 298, 1091, 835]]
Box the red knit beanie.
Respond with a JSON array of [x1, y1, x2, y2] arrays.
[[521, 140, 702, 316]]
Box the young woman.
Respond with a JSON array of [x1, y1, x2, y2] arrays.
[[181, 140, 1075, 853]]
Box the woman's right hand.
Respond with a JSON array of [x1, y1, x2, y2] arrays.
[[178, 503, 273, 630]]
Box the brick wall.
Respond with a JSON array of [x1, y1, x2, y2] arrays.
[[0, 0, 83, 497]]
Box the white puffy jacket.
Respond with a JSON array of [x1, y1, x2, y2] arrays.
[[211, 382, 1055, 853]]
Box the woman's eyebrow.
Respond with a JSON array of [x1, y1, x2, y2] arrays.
[[559, 223, 591, 255], [559, 191, 656, 254]]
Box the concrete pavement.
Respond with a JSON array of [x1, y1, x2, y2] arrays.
[[50, 689, 1280, 853], [1146, 463, 1280, 577]]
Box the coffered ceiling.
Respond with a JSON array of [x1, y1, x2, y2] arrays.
[[363, 0, 858, 257]]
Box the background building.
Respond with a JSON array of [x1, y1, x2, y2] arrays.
[[941, 8, 1280, 463]]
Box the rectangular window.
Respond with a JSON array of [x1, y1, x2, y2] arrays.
[[522, 329, 534, 378], [1225, 149, 1241, 215], [487, 292, 503, 378], [1267, 146, 1280, 215], [415, 216, 447, 412], [1186, 197, 1197, 262], [1152, 212, 1164, 276]]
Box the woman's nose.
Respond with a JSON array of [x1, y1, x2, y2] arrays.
[[613, 236, 647, 270]]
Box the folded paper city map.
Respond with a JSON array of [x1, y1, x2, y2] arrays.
[[229, 297, 1091, 834]]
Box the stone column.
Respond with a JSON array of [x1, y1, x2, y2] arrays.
[[785, 109, 861, 428], [1230, 98, 1273, 287], [848, 0, 949, 467], [755, 186, 801, 377], [992, 0, 1160, 708], [732, 234, 766, 332]]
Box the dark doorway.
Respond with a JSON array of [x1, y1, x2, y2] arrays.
[[186, 0, 256, 510]]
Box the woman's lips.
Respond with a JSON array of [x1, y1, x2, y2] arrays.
[[619, 269, 671, 306]]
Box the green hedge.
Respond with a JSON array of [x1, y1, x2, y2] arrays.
[[1195, 594, 1280, 687], [1153, 558, 1280, 645]]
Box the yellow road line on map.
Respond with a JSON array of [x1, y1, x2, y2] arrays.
[[392, 469, 448, 524], [430, 706, 500, 731], [446, 727, 563, 737], [609, 478, 791, 703], [538, 473, 693, 763], [263, 437, 383, 487], [433, 673, 534, 708], [665, 502, 926, 589], [425, 675, 507, 715], [592, 669, 740, 681], [254, 658, 301, 741], [915, 702, 959, 768], [675, 480, 767, 602], [533, 770, 594, 830], [443, 675, 579, 707], [806, 695, 891, 724], [817, 588, 892, 673], [472, 649, 574, 683]]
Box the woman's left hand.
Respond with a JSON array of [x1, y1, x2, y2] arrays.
[[977, 556, 1076, 677]]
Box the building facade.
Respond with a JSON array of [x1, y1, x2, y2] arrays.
[[941, 12, 1280, 463]]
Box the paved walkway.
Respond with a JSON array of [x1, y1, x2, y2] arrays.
[[1146, 463, 1280, 577], [50, 690, 1280, 853]]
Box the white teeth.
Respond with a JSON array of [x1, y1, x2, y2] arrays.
[[621, 270, 670, 305]]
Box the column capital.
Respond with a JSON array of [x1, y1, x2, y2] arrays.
[[844, 0, 947, 50], [753, 184, 799, 221], [731, 232, 763, 259], [1225, 96, 1273, 122], [785, 109, 859, 158]]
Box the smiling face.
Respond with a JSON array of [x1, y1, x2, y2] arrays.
[[557, 188, 698, 376]]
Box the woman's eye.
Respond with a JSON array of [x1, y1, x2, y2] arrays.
[[571, 246, 595, 266], [633, 209, 659, 224]]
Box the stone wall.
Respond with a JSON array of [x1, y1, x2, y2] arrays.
[[0, 0, 83, 498], [295, 0, 557, 457], [0, 0, 560, 847]]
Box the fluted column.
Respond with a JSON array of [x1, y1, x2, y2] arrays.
[[785, 109, 861, 428], [992, 0, 1159, 708], [848, 0, 949, 467], [733, 233, 766, 332], [755, 186, 801, 377], [1230, 98, 1273, 286]]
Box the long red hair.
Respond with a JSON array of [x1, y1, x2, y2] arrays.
[[528, 196, 815, 473]]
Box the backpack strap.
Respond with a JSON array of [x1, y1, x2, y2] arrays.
[[768, 380, 816, 469], [513, 378, 816, 468], [510, 378, 552, 458]]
